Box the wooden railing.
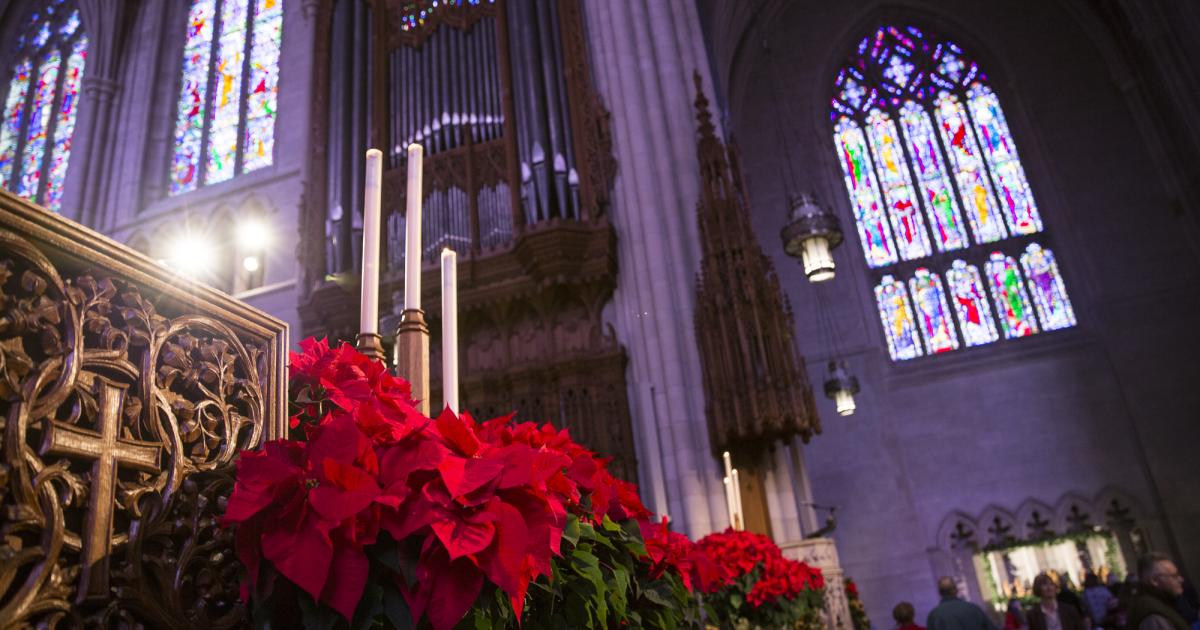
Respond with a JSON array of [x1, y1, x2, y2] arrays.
[[0, 191, 287, 628]]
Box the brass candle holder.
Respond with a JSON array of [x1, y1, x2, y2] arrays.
[[394, 308, 430, 415]]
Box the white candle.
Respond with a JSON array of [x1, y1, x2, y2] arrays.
[[731, 468, 745, 531], [404, 143, 424, 310], [722, 451, 733, 478], [441, 248, 459, 413], [723, 475, 738, 531], [360, 149, 383, 335]]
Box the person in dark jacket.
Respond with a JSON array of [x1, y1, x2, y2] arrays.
[[1129, 553, 1190, 630], [927, 577, 1000, 630], [1026, 573, 1086, 630]]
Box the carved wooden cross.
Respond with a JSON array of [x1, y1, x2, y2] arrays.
[[41, 377, 161, 602]]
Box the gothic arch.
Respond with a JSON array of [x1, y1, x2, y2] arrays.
[[936, 509, 979, 551], [977, 505, 1018, 548], [1054, 491, 1098, 534], [1014, 498, 1056, 540]]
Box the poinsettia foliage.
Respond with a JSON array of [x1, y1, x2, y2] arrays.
[[696, 529, 827, 630], [220, 338, 824, 629]]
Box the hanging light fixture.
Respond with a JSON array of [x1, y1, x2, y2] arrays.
[[781, 192, 843, 282], [823, 359, 860, 416]]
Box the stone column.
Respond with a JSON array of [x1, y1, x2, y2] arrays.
[[59, 0, 131, 228], [581, 0, 727, 537]]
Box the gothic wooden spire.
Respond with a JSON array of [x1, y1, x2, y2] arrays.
[[691, 72, 820, 457]]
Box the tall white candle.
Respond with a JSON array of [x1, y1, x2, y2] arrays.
[[723, 475, 737, 531], [722, 451, 733, 478], [404, 143, 424, 310], [441, 248, 459, 413], [360, 149, 383, 335], [731, 468, 745, 531]]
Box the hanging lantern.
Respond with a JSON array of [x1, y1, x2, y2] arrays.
[[781, 193, 843, 282], [823, 360, 860, 416]]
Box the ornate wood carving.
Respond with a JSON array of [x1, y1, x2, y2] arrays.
[[373, 0, 500, 49], [691, 73, 820, 459], [0, 192, 287, 628]]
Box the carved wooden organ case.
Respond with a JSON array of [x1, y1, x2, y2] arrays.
[[0, 192, 288, 627], [299, 0, 637, 481]]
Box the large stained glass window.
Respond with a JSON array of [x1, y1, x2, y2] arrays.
[[875, 275, 923, 361], [0, 2, 87, 212], [171, 0, 283, 194], [831, 24, 1077, 361]]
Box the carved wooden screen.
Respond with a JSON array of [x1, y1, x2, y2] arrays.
[[0, 191, 288, 626]]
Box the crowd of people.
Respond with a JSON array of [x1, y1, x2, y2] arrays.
[[889, 553, 1199, 630]]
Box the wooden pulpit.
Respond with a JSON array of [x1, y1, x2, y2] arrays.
[[0, 191, 287, 628]]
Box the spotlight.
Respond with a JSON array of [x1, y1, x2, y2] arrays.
[[167, 234, 216, 278], [237, 217, 272, 251], [243, 255, 260, 272]]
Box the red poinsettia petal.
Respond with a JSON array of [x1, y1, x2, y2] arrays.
[[262, 513, 334, 601], [405, 541, 485, 630], [430, 511, 497, 560], [435, 407, 481, 456], [309, 459, 380, 524], [437, 455, 504, 503], [478, 499, 529, 617], [320, 541, 370, 621]]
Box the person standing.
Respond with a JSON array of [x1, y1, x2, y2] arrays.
[[1129, 553, 1190, 630], [894, 601, 926, 630], [927, 577, 1001, 630], [1027, 573, 1086, 630], [1083, 571, 1116, 629]]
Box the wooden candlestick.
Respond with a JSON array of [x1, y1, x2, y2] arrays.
[[355, 332, 386, 362], [395, 308, 430, 415]]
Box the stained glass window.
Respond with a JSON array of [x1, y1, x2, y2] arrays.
[[0, 2, 87, 212], [985, 251, 1038, 339], [864, 108, 931, 260], [171, 0, 284, 194], [968, 84, 1042, 235], [1020, 243, 1075, 331], [909, 267, 959, 353], [945, 259, 999, 347], [834, 117, 897, 267], [899, 100, 969, 252], [831, 24, 1076, 361], [875, 275, 923, 361]]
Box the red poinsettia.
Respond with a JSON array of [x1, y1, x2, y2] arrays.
[[696, 529, 824, 607], [223, 412, 381, 620], [226, 338, 683, 630]]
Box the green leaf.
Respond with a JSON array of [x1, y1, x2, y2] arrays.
[[350, 583, 384, 630], [382, 583, 415, 630], [563, 515, 581, 546], [297, 595, 342, 630]]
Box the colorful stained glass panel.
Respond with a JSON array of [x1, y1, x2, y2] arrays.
[[909, 268, 958, 353], [206, 0, 249, 184], [875, 275, 923, 361], [0, 60, 32, 188], [18, 49, 61, 199], [864, 108, 931, 260], [945, 259, 998, 347], [899, 100, 969, 252], [243, 0, 282, 173], [171, 0, 217, 194], [968, 83, 1043, 235], [934, 92, 1006, 244], [985, 251, 1038, 339], [44, 36, 86, 212], [834, 117, 898, 267], [1020, 243, 1075, 331]]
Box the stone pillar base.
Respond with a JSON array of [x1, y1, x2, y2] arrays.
[[780, 538, 852, 630]]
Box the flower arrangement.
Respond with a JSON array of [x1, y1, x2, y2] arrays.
[[845, 578, 871, 630], [221, 339, 824, 628], [695, 529, 826, 629]]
